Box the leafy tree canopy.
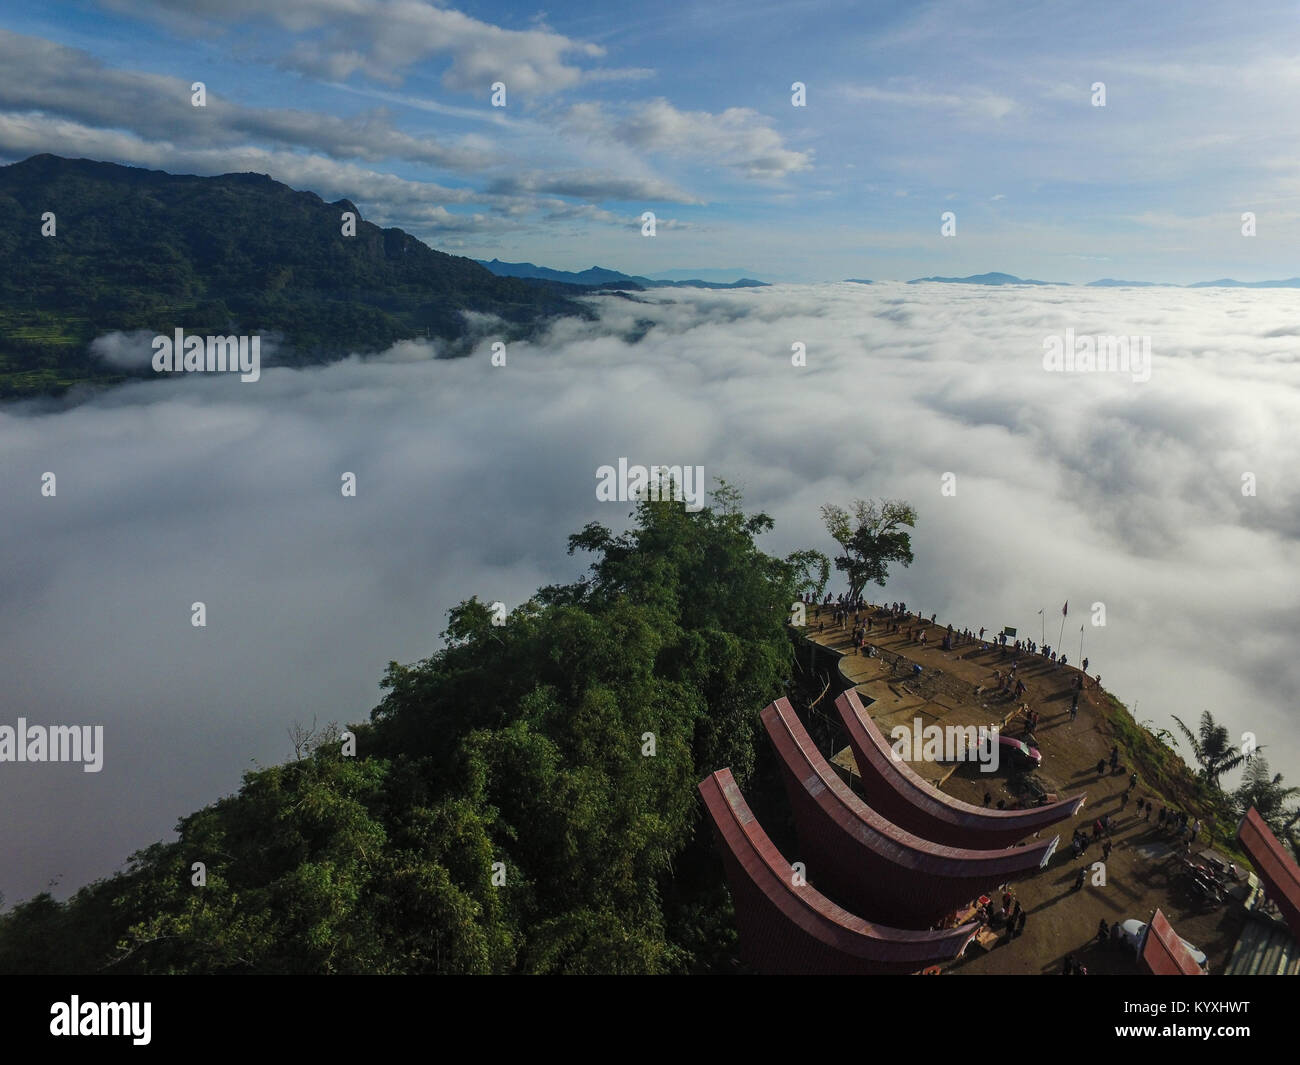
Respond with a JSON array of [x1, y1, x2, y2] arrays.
[[0, 483, 807, 973], [1170, 710, 1249, 791], [819, 498, 916, 602]]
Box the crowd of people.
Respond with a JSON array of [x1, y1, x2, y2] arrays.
[[802, 591, 1104, 689], [799, 589, 1225, 977], [802, 594, 1111, 766]]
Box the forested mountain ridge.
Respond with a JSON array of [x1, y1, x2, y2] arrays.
[[0, 155, 589, 397]]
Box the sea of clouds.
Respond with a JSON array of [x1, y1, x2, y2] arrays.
[[2, 281, 1299, 904]]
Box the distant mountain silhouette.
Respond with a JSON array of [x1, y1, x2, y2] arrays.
[[0, 155, 588, 397], [843, 278, 874, 285], [901, 272, 1300, 287], [907, 271, 1064, 286], [478, 259, 767, 290], [647, 268, 760, 283], [1185, 278, 1300, 288]]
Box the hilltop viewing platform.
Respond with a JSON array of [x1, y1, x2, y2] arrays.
[[805, 604, 1102, 802], [791, 600, 1295, 975]]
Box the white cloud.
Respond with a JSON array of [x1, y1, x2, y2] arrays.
[[3, 282, 1299, 905], [840, 82, 1018, 120], [0, 30, 495, 171], [106, 0, 620, 92], [561, 99, 812, 179], [89, 330, 157, 370], [0, 112, 527, 229], [488, 168, 700, 205]]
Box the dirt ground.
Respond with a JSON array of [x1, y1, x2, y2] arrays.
[[803, 604, 1247, 974]]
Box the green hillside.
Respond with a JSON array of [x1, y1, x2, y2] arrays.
[[0, 155, 589, 397], [0, 486, 815, 973]]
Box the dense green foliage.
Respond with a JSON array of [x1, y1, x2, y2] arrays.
[[1232, 756, 1300, 846], [819, 498, 916, 603], [1117, 705, 1300, 862], [0, 155, 589, 397], [0, 486, 805, 973], [1171, 710, 1249, 790]]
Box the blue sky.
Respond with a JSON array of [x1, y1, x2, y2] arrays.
[[3, 0, 1299, 282]]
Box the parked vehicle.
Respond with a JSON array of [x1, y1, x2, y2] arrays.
[[1178, 858, 1227, 905], [998, 735, 1041, 770]]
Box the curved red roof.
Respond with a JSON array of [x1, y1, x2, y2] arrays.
[[698, 767, 979, 973], [1139, 908, 1205, 975], [1237, 807, 1300, 940], [835, 688, 1085, 848], [762, 698, 1057, 927]]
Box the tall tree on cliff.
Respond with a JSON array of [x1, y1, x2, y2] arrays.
[[819, 499, 917, 603]]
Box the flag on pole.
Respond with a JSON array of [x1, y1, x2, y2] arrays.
[[1062, 601, 1068, 617]]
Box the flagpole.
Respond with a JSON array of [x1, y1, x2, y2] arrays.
[[1039, 608, 1045, 647], [1057, 602, 1066, 654], [1079, 624, 1084, 666]]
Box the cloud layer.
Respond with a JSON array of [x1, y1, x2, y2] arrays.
[[2, 281, 1298, 904]]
